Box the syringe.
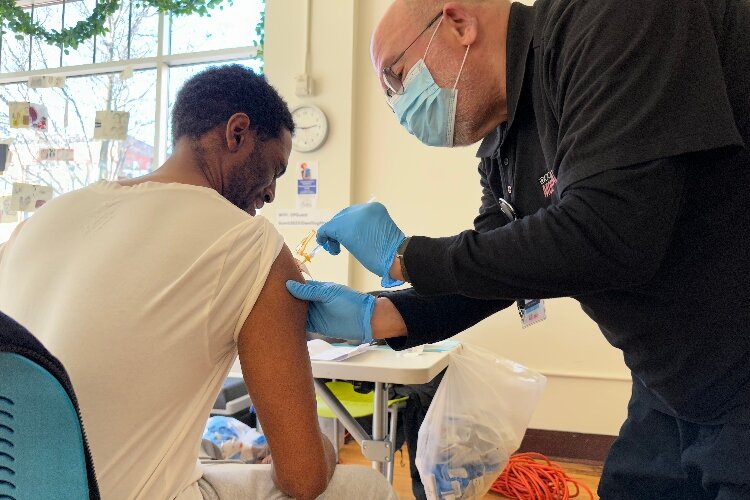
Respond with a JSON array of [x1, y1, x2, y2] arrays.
[[304, 239, 325, 262], [294, 196, 377, 277]]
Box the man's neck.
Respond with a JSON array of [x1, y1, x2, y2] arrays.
[[465, 1, 510, 143], [117, 142, 217, 191]]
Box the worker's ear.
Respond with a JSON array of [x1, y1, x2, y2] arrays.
[[225, 112, 256, 154], [442, 3, 478, 46]]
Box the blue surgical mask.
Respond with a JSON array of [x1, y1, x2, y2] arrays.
[[390, 19, 470, 147]]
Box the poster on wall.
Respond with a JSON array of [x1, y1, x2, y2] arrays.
[[296, 160, 318, 209], [29, 103, 49, 130], [94, 111, 130, 141], [10, 182, 53, 212], [0, 197, 18, 224], [39, 148, 75, 162], [8, 102, 49, 130], [27, 75, 66, 88], [120, 66, 134, 80], [9, 102, 30, 128], [277, 209, 333, 227], [0, 144, 10, 173]]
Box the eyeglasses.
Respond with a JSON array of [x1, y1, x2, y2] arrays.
[[382, 12, 443, 97]]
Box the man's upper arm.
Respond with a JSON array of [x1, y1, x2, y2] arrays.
[[236, 244, 332, 498]]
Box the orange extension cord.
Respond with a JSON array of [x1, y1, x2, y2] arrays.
[[491, 452, 595, 500]]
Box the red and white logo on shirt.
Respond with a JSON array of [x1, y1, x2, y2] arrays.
[[539, 170, 557, 198]]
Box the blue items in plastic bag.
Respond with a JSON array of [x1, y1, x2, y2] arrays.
[[416, 344, 546, 499], [203, 415, 270, 463]]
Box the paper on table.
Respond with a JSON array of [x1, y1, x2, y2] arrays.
[[307, 339, 372, 362]]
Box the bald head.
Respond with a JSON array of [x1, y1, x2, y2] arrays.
[[404, 0, 488, 20], [371, 1, 420, 87], [371, 0, 513, 145]]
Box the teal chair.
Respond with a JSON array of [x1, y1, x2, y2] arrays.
[[0, 311, 99, 499]]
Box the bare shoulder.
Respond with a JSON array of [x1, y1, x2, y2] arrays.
[[243, 244, 305, 328], [235, 245, 332, 498]]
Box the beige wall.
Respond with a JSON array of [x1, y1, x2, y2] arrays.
[[265, 0, 631, 435]]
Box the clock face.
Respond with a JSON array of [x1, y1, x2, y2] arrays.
[[291, 105, 328, 152]]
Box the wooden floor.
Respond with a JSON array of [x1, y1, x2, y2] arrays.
[[339, 440, 602, 499]]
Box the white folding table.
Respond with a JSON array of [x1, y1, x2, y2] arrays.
[[230, 344, 455, 482], [311, 345, 452, 481]]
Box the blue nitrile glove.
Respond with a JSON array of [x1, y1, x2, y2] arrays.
[[316, 202, 406, 288], [286, 280, 375, 344]]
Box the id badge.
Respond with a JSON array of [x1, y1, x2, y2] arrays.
[[517, 299, 546, 328]]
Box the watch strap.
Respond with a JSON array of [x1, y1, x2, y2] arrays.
[[397, 237, 411, 283]]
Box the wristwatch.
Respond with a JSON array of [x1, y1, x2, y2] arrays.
[[396, 237, 411, 283]]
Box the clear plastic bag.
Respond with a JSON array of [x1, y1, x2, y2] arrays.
[[416, 343, 546, 500], [202, 416, 270, 463]]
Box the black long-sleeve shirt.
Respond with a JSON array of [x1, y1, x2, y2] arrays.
[[383, 0, 750, 425]]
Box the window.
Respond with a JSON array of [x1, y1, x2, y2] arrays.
[[0, 70, 156, 189], [170, 1, 264, 55], [165, 58, 262, 156], [0, 0, 265, 241]]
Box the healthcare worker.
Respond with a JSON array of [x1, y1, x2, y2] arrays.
[[287, 0, 750, 497]]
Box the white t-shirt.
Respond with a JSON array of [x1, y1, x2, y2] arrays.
[[0, 181, 283, 499]]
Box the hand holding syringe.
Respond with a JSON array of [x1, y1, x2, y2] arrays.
[[287, 196, 407, 343], [294, 196, 377, 277]]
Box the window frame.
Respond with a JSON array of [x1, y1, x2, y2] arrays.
[[0, 10, 262, 168]]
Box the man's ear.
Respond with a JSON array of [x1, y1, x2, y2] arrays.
[[225, 112, 255, 153], [442, 3, 478, 46]]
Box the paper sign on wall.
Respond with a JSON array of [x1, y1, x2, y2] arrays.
[[0, 144, 10, 173], [29, 103, 49, 130], [0, 197, 18, 224], [120, 66, 134, 80], [39, 148, 74, 162], [278, 209, 333, 227], [9, 102, 30, 128], [94, 111, 129, 141], [296, 160, 318, 209], [10, 182, 53, 212], [27, 75, 66, 88], [9, 102, 49, 130], [0, 139, 12, 174]]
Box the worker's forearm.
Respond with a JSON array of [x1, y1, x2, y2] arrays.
[[371, 297, 407, 340], [376, 290, 512, 348]]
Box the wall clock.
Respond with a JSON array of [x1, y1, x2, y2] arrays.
[[291, 104, 329, 152]]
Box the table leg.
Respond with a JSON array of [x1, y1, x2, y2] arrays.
[[386, 402, 399, 483], [372, 382, 389, 475], [314, 379, 394, 481], [332, 417, 340, 462]]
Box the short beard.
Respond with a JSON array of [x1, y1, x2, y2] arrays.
[[453, 118, 473, 147], [224, 145, 265, 212], [191, 139, 259, 211], [454, 78, 502, 146]]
